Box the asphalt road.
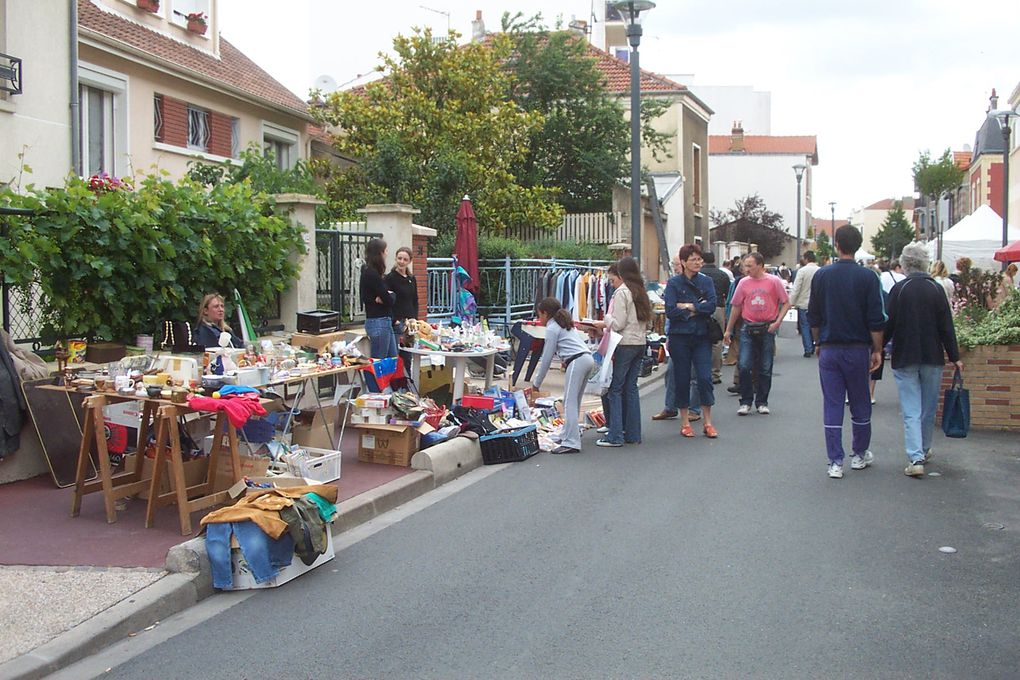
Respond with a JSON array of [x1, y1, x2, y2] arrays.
[[85, 334, 1020, 679]]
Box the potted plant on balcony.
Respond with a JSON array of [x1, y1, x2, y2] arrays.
[[137, 0, 160, 12], [186, 12, 208, 35]]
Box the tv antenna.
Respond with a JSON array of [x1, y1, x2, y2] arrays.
[[419, 5, 451, 32]]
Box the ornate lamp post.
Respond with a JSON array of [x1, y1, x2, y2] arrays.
[[793, 164, 807, 265], [828, 201, 836, 243], [614, 0, 655, 270], [991, 107, 1018, 271]]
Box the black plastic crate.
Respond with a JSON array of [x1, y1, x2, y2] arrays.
[[479, 425, 540, 464]]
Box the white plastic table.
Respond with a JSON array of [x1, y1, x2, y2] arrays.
[[403, 346, 499, 402]]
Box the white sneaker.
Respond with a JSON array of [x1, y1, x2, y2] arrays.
[[596, 426, 609, 434], [850, 450, 874, 470], [827, 463, 844, 479], [756, 405, 770, 415], [904, 462, 925, 477], [737, 404, 752, 416]]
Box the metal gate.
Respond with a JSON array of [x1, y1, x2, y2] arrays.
[[315, 229, 383, 324]]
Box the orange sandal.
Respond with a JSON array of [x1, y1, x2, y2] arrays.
[[703, 424, 718, 439], [681, 424, 695, 438]]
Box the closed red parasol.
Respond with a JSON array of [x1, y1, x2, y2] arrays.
[[453, 195, 480, 293]]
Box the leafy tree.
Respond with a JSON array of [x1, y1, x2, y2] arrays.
[[710, 194, 788, 259], [870, 201, 915, 259], [913, 148, 965, 245], [313, 28, 562, 233], [814, 231, 834, 262], [500, 13, 671, 213]]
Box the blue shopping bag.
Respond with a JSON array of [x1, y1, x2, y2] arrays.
[[941, 368, 970, 439]]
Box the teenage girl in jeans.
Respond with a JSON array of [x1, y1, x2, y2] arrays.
[[360, 238, 398, 362], [530, 297, 595, 454], [593, 257, 652, 447]]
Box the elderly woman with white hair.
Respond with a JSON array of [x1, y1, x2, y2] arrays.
[[884, 242, 963, 478]]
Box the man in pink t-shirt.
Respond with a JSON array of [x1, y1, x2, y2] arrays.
[[722, 252, 791, 415]]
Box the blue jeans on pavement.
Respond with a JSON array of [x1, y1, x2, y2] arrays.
[[606, 344, 644, 444], [818, 345, 872, 464], [206, 521, 295, 589], [738, 327, 776, 407], [663, 357, 703, 415], [365, 316, 397, 360], [668, 334, 715, 410], [797, 308, 814, 355], [892, 364, 944, 464]]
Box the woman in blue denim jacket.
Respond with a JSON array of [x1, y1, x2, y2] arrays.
[[664, 243, 718, 438]]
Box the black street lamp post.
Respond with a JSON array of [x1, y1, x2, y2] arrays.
[[992, 108, 1016, 271], [793, 164, 806, 265], [614, 1, 655, 270]]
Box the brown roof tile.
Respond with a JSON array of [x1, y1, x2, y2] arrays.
[[708, 135, 817, 156], [954, 150, 972, 170], [78, 0, 309, 118], [863, 197, 915, 211]]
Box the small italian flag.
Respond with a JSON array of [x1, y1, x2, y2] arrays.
[[233, 289, 257, 344]]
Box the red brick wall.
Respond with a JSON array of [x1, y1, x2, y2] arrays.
[[938, 344, 1020, 431], [412, 234, 430, 320], [161, 96, 188, 148]]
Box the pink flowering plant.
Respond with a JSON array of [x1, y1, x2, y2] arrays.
[[87, 172, 132, 194], [186, 12, 207, 26]]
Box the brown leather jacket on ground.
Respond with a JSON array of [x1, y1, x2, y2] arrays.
[[200, 484, 338, 539]]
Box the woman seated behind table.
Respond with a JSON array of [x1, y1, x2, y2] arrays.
[[196, 293, 244, 349]]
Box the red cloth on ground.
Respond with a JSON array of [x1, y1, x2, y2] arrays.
[[187, 393, 266, 428]]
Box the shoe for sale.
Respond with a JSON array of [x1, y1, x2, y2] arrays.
[[551, 446, 580, 454], [828, 463, 844, 479], [904, 462, 925, 477], [922, 450, 934, 464], [756, 404, 770, 415], [688, 412, 702, 422], [727, 385, 740, 394], [596, 438, 622, 448], [596, 426, 609, 434], [651, 410, 678, 421], [737, 404, 752, 416], [850, 450, 874, 470]]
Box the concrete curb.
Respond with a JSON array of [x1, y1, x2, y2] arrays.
[[0, 572, 204, 680], [2, 436, 485, 680]]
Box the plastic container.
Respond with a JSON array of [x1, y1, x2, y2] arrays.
[[479, 425, 540, 465], [286, 446, 341, 483]]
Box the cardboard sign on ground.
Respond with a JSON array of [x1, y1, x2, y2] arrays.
[[353, 423, 419, 466]]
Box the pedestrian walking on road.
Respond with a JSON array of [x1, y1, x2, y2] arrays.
[[664, 244, 719, 438], [594, 257, 652, 448], [530, 297, 595, 455], [788, 251, 819, 357], [699, 252, 732, 385], [885, 242, 962, 477], [653, 255, 684, 422], [723, 252, 791, 416], [808, 225, 887, 479]]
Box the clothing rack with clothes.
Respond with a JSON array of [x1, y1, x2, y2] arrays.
[[532, 263, 613, 322]]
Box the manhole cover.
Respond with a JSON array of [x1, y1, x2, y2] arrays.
[[983, 523, 1005, 531], [939, 546, 957, 554]]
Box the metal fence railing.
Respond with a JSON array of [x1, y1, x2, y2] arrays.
[[315, 229, 383, 325], [426, 257, 612, 335], [1, 280, 47, 350], [506, 211, 625, 244]]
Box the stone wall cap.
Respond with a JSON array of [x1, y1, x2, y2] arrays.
[[357, 204, 421, 215], [272, 193, 326, 205], [412, 224, 438, 237]]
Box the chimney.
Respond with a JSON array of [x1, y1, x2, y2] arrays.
[[730, 121, 745, 152], [989, 88, 998, 111], [471, 10, 485, 42]]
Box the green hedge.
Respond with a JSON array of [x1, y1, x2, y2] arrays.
[[955, 288, 1020, 349], [0, 174, 304, 343]]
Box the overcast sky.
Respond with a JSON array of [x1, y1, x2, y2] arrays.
[[219, 0, 1019, 219]]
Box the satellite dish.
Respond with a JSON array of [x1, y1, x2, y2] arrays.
[[313, 75, 337, 94]]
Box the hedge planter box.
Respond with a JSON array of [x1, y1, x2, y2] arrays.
[[938, 345, 1020, 432], [187, 19, 207, 34], [137, 0, 160, 12]]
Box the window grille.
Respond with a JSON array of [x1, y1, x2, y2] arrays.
[[187, 105, 210, 151], [153, 94, 164, 142]]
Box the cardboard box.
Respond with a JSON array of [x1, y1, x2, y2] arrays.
[[354, 423, 419, 466], [122, 453, 210, 499], [290, 331, 347, 353], [291, 406, 339, 450], [213, 454, 271, 492], [222, 529, 335, 590]]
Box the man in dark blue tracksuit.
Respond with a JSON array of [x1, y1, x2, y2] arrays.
[[808, 225, 887, 479]]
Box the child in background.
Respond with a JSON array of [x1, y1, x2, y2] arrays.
[[530, 297, 595, 454]]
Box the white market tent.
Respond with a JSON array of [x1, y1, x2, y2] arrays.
[[928, 205, 1020, 272], [855, 249, 876, 262]]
